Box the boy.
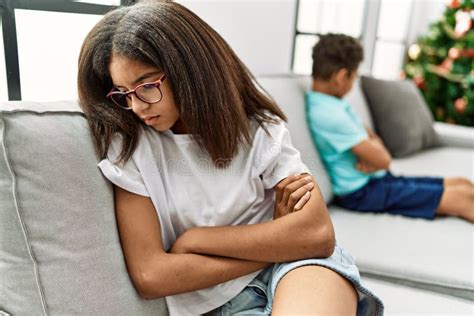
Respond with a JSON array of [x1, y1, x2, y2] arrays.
[[306, 33, 473, 223]]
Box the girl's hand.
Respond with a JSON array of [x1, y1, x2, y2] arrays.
[[273, 174, 314, 219]]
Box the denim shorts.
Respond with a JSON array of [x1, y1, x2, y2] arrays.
[[203, 243, 384, 316]]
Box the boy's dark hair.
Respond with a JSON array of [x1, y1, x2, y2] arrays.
[[311, 33, 364, 80]]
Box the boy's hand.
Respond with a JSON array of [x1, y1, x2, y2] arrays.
[[356, 161, 381, 173], [353, 129, 392, 170], [273, 174, 314, 219]]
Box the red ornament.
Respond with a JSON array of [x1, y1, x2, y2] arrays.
[[413, 75, 426, 89], [450, 0, 461, 8], [454, 97, 468, 113], [460, 48, 474, 59]]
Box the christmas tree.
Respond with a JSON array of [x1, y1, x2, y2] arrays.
[[404, 0, 474, 126]]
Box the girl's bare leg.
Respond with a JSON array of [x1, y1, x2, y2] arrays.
[[272, 265, 358, 315]]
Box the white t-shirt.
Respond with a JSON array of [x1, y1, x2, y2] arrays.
[[97, 114, 310, 315]]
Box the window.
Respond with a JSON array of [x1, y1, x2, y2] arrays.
[[15, 9, 103, 101], [0, 17, 7, 101], [0, 0, 120, 101], [293, 0, 418, 80], [372, 41, 406, 80], [72, 0, 121, 4], [293, 0, 366, 75], [292, 34, 317, 75], [371, 0, 413, 79]]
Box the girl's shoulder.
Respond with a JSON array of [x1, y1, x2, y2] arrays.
[[250, 110, 288, 142], [250, 109, 286, 130], [106, 126, 155, 166]]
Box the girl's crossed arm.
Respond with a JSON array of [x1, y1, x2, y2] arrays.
[[113, 176, 315, 300], [114, 184, 270, 299], [170, 174, 335, 263]]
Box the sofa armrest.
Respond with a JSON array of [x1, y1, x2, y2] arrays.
[[433, 122, 474, 149]]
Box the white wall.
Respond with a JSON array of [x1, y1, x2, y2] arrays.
[[178, 0, 296, 76]]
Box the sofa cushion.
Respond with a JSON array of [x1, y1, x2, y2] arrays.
[[434, 122, 474, 149], [360, 76, 440, 158], [391, 146, 474, 182], [331, 207, 474, 301], [362, 277, 473, 314], [257, 75, 333, 202], [0, 101, 167, 315]]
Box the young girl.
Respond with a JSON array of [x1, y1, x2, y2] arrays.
[[77, 1, 383, 315]]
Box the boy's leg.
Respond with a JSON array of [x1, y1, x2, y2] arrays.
[[444, 177, 473, 187], [272, 265, 358, 315], [436, 179, 474, 223]]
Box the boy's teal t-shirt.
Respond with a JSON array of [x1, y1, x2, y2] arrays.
[[305, 90, 386, 195]]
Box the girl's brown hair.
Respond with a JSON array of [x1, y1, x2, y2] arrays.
[[77, 0, 286, 167]]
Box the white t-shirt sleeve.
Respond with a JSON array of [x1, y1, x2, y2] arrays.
[[254, 118, 311, 189], [97, 133, 150, 197]]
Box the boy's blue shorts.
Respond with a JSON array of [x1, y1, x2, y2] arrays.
[[334, 172, 444, 219]]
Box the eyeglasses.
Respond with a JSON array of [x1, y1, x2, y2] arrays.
[[106, 74, 167, 110]]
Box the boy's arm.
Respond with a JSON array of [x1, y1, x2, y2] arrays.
[[365, 126, 377, 138], [170, 175, 335, 263], [352, 126, 392, 171]]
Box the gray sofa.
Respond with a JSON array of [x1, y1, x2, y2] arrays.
[[1, 74, 472, 315]]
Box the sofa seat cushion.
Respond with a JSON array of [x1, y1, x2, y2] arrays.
[[0, 101, 167, 315], [391, 146, 474, 182], [330, 206, 474, 300], [362, 277, 473, 315]]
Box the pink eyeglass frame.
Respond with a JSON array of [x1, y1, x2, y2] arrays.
[[106, 74, 167, 109]]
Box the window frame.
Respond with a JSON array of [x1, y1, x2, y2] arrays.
[[291, 0, 369, 74], [371, 0, 416, 79], [0, 0, 134, 101], [291, 0, 415, 78]]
